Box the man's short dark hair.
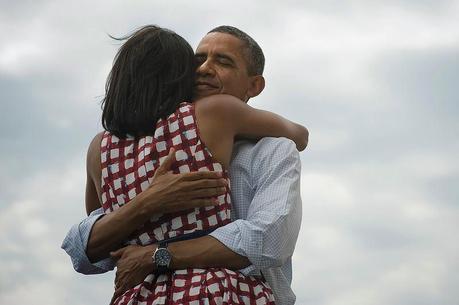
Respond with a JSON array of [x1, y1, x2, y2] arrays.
[[208, 25, 265, 76]]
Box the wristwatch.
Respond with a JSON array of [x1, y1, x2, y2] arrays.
[[152, 242, 172, 274]]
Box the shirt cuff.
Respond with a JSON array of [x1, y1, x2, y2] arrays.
[[209, 221, 261, 276], [61, 210, 115, 274]]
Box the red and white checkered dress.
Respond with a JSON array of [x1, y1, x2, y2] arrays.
[[101, 102, 276, 305]]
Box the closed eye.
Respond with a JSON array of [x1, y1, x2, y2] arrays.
[[216, 54, 235, 67], [218, 58, 233, 66], [195, 55, 206, 65]]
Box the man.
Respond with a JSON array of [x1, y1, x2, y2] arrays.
[[62, 25, 304, 305]]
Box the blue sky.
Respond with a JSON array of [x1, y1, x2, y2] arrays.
[[0, 1, 458, 304]]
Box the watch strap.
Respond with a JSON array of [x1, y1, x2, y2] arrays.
[[154, 242, 171, 274], [158, 241, 168, 249]]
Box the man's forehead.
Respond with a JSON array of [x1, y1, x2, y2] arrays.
[[196, 32, 244, 56]]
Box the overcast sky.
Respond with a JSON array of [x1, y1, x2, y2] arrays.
[[0, 1, 458, 304]]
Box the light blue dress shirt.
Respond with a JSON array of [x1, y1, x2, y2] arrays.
[[62, 137, 302, 305]]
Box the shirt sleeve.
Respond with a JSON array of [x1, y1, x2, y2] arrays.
[[61, 208, 116, 274], [210, 138, 302, 275]]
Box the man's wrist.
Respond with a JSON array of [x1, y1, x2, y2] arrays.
[[131, 193, 159, 221], [142, 244, 157, 271]]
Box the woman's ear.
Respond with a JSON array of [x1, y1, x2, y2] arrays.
[[247, 75, 265, 99]]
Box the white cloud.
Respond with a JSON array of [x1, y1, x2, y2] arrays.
[[1, 0, 458, 304], [0, 42, 46, 75], [0, 156, 119, 303]]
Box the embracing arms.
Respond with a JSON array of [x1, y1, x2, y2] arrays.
[[63, 118, 303, 300], [197, 94, 309, 151], [166, 139, 302, 269], [63, 133, 230, 266], [112, 138, 302, 298], [62, 137, 302, 300]]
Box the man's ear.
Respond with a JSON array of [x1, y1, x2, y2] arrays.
[[247, 75, 265, 99]]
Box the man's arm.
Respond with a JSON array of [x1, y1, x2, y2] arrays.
[[111, 235, 250, 298], [62, 148, 228, 273], [61, 207, 115, 274], [112, 138, 301, 295], [174, 138, 302, 272], [211, 138, 302, 271], [115, 138, 301, 273], [169, 235, 250, 269]]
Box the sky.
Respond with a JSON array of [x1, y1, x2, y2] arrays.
[[0, 1, 458, 304]]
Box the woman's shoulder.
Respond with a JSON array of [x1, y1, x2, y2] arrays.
[[86, 131, 104, 176], [195, 94, 243, 106], [194, 94, 244, 117], [88, 132, 104, 154]]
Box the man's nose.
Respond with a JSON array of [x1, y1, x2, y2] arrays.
[[196, 59, 215, 76]]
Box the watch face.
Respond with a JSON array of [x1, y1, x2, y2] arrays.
[[155, 248, 171, 267]]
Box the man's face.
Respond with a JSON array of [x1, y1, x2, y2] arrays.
[[194, 32, 253, 102]]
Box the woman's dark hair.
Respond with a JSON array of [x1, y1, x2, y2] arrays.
[[101, 25, 195, 138]]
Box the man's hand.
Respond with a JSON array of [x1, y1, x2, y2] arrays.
[[110, 238, 250, 301], [86, 148, 228, 262], [111, 244, 156, 300], [136, 148, 229, 215]]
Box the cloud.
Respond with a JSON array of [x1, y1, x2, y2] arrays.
[[294, 163, 459, 304], [0, 160, 116, 304], [1, 0, 458, 304]]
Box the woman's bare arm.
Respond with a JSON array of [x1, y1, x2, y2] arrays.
[[197, 94, 309, 151]]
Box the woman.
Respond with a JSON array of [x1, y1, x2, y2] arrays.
[[86, 25, 307, 305]]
